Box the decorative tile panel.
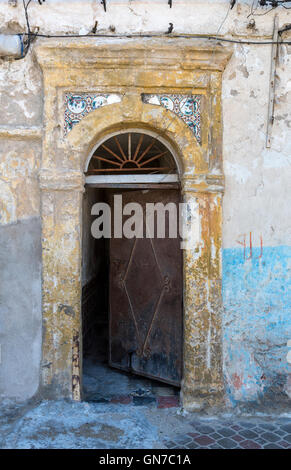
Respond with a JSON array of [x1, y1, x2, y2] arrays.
[[142, 94, 201, 143], [64, 93, 122, 135]]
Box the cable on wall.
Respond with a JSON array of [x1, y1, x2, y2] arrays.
[[16, 0, 291, 61], [22, 31, 291, 45], [21, 0, 44, 57], [249, 0, 291, 16]]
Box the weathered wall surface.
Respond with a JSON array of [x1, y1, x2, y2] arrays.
[[0, 26, 42, 397], [0, 124, 42, 398], [0, 0, 290, 405], [222, 37, 291, 405], [0, 217, 42, 399]]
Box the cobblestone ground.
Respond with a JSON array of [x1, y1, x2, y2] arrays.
[[0, 398, 290, 449], [80, 358, 291, 449], [164, 417, 291, 449]]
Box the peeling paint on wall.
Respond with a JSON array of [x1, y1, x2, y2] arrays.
[[223, 246, 291, 404], [0, 179, 16, 224]]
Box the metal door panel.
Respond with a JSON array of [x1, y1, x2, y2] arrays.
[[109, 189, 183, 386]]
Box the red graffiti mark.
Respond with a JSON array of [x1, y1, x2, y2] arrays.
[[232, 373, 243, 390], [236, 233, 246, 259], [236, 233, 263, 260], [257, 235, 263, 259], [246, 232, 252, 260]]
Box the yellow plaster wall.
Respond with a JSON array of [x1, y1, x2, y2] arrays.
[[35, 38, 231, 407]]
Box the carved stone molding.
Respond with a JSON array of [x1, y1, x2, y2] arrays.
[[34, 37, 232, 408], [0, 126, 42, 140], [35, 38, 232, 72]]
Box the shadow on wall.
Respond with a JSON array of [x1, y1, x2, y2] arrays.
[[0, 217, 42, 400]]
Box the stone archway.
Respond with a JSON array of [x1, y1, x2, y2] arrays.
[[35, 38, 231, 410]]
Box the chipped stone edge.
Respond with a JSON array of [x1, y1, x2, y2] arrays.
[[0, 126, 43, 140]]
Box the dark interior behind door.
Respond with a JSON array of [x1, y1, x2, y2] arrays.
[[109, 189, 183, 386]]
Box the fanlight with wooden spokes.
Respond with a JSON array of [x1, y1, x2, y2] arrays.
[[86, 132, 176, 175]]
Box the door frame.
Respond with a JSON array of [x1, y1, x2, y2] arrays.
[[35, 38, 231, 410], [100, 184, 183, 387]]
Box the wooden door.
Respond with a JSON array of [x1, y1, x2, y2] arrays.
[[109, 189, 183, 386]]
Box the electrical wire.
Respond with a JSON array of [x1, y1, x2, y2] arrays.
[[249, 0, 271, 16], [210, 1, 232, 63], [249, 0, 291, 15], [262, 0, 291, 4], [252, 7, 277, 16], [22, 0, 32, 55], [20, 0, 291, 59], [23, 32, 291, 45], [22, 0, 42, 56], [18, 0, 291, 182], [249, 0, 258, 17], [217, 2, 232, 37]]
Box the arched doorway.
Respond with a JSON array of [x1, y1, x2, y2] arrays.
[[82, 131, 183, 401], [36, 39, 230, 408]]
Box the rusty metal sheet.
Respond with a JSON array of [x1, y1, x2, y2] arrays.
[[109, 189, 183, 386]]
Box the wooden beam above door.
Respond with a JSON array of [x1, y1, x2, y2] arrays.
[[85, 174, 179, 188]]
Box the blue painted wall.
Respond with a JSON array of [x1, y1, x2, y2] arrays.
[[223, 245, 291, 404]]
